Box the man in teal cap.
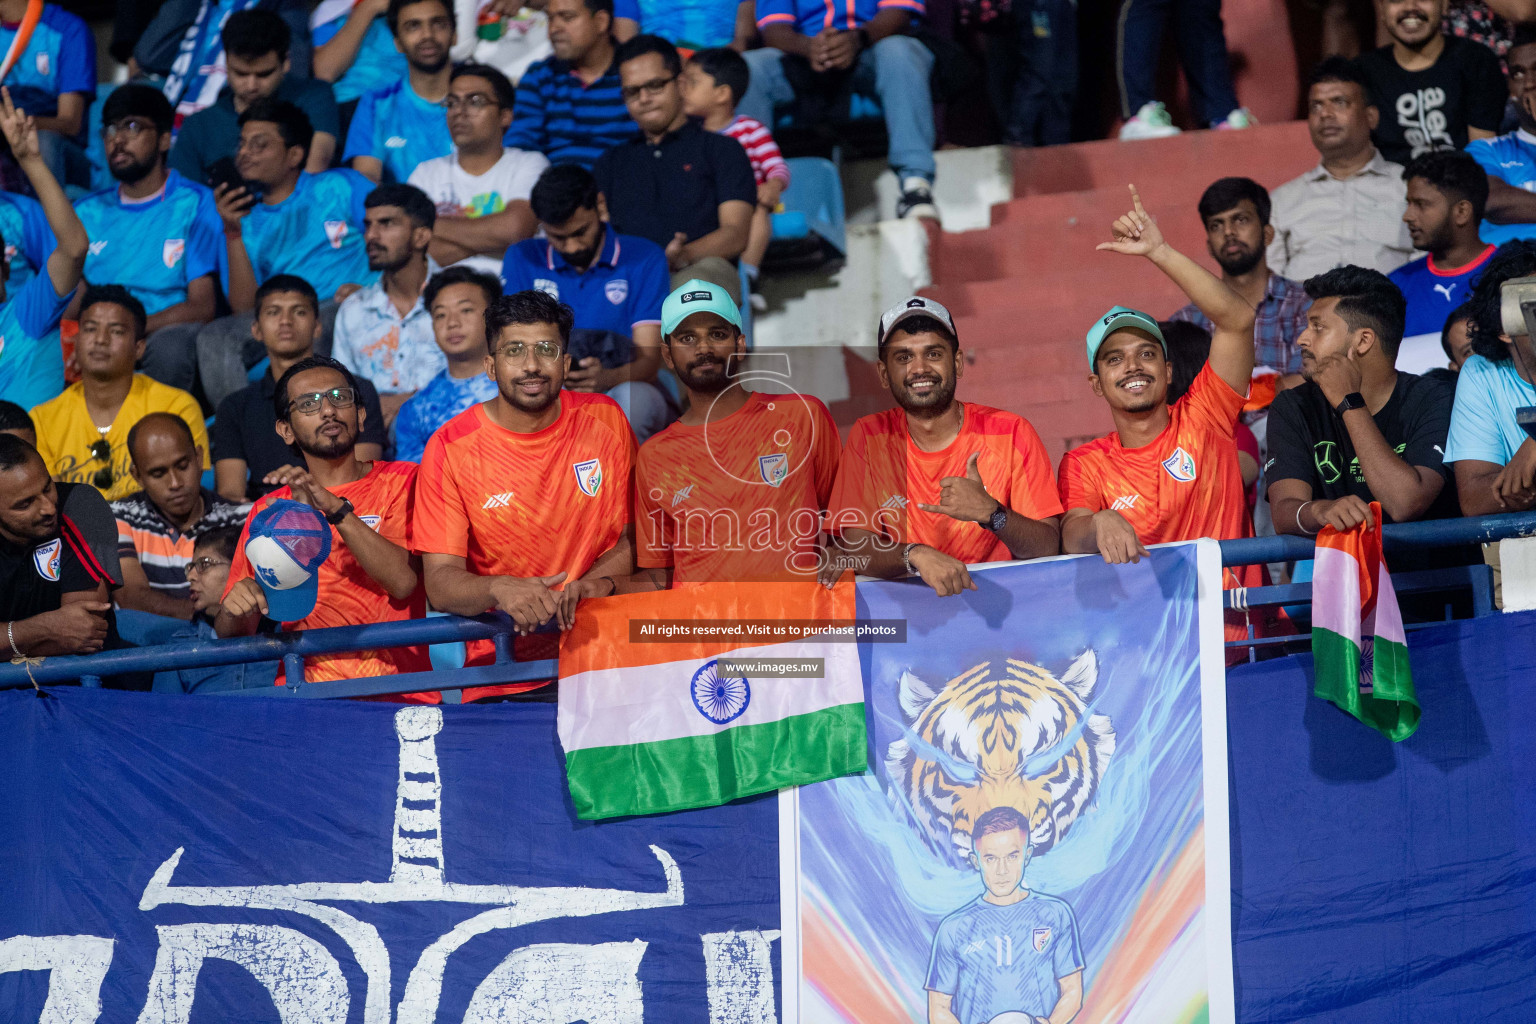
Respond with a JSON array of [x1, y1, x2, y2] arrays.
[[1059, 185, 1259, 591], [620, 278, 842, 588]]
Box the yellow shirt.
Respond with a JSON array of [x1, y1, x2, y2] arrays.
[[31, 375, 210, 501]]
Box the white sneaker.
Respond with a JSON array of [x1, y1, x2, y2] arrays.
[[1214, 107, 1257, 130], [1119, 101, 1181, 141]]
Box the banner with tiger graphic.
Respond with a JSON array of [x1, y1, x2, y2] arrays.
[[780, 540, 1233, 1024]]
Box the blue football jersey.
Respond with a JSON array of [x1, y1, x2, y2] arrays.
[[236, 170, 378, 302], [310, 13, 407, 105], [1468, 131, 1536, 246], [0, 4, 95, 114], [926, 893, 1085, 1024], [343, 80, 453, 184], [0, 191, 56, 293], [0, 269, 70, 409], [74, 171, 222, 316], [1388, 246, 1496, 339]]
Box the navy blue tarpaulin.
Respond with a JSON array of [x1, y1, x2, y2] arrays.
[[1227, 610, 1536, 1023]]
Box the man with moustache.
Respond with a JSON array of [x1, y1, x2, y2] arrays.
[[1169, 177, 1308, 382], [1354, 0, 1504, 166], [219, 355, 431, 690], [415, 290, 635, 699], [332, 184, 446, 427], [825, 296, 1062, 598], [345, 0, 457, 183], [630, 280, 840, 587]]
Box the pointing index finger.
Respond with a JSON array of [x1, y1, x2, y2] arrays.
[[1128, 183, 1146, 217]]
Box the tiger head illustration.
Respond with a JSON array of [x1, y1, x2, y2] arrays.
[[884, 650, 1115, 868]]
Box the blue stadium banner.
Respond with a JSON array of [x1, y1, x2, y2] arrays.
[[783, 541, 1235, 1024], [0, 691, 782, 1023]]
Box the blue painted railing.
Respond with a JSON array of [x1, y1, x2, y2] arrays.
[[3, 511, 1533, 697]]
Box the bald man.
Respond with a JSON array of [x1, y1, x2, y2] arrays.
[[110, 412, 250, 619]]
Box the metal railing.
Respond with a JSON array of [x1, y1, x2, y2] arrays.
[[3, 511, 1533, 697]]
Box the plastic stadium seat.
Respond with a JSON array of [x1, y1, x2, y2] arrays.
[[766, 157, 846, 269]]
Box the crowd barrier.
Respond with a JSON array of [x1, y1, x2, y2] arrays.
[[3, 510, 1534, 697]]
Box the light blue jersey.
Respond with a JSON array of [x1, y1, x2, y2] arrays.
[[1445, 354, 1536, 468], [393, 369, 498, 463], [927, 892, 1085, 1024], [0, 4, 95, 119], [311, 13, 407, 105], [0, 191, 56, 293], [614, 0, 738, 48], [343, 79, 453, 184], [234, 170, 378, 302], [0, 269, 70, 409], [74, 171, 222, 317], [1467, 130, 1536, 246]]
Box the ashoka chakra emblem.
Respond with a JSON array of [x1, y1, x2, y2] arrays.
[[691, 659, 750, 724]]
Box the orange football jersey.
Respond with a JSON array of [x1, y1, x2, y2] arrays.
[[225, 460, 433, 695], [636, 391, 840, 583], [827, 403, 1063, 563]]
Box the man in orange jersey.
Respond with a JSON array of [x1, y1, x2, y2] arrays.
[[414, 290, 635, 695], [825, 296, 1063, 597], [1059, 185, 1256, 566], [631, 280, 840, 586], [219, 355, 432, 696]]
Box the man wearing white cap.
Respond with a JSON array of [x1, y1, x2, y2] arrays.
[[824, 295, 1063, 597], [628, 279, 841, 587]]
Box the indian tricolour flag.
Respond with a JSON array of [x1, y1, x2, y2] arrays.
[[558, 580, 867, 819], [1311, 501, 1420, 741]]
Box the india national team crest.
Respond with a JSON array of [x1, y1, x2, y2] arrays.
[[1162, 445, 1198, 483], [32, 538, 61, 582], [572, 458, 603, 497], [605, 279, 629, 305], [758, 452, 788, 487], [1033, 927, 1051, 952], [162, 239, 185, 269], [324, 221, 348, 249], [359, 514, 382, 531]]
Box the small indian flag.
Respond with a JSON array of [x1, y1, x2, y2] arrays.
[[1311, 501, 1419, 741], [558, 580, 867, 819]]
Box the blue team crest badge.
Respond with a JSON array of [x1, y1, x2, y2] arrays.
[[324, 221, 348, 249], [605, 279, 629, 305], [573, 458, 603, 497], [1032, 928, 1051, 953], [758, 453, 788, 487], [359, 514, 382, 531], [162, 239, 185, 269], [33, 538, 61, 582], [1161, 446, 1197, 483], [35, 53, 48, 77], [533, 278, 559, 299]]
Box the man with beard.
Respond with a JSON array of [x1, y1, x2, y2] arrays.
[[1354, 0, 1504, 166], [1266, 265, 1458, 538], [345, 0, 456, 184], [825, 297, 1062, 598], [111, 413, 247, 620], [1169, 177, 1308, 383], [501, 164, 671, 440], [415, 290, 635, 699], [505, 0, 634, 170], [628, 280, 839, 587], [218, 355, 432, 691], [332, 184, 445, 427], [1389, 151, 1495, 370], [0, 432, 119, 658], [73, 85, 221, 394]]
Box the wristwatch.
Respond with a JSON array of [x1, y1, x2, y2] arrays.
[[325, 497, 353, 526], [982, 502, 1008, 534], [1335, 392, 1366, 416]]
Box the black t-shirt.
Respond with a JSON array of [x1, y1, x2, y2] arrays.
[[0, 483, 122, 626], [1266, 373, 1461, 523], [593, 120, 757, 250], [1356, 36, 1507, 165], [211, 370, 388, 500]]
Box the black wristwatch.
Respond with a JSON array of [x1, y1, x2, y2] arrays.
[[325, 497, 353, 526], [1335, 392, 1366, 416], [982, 502, 1008, 533]]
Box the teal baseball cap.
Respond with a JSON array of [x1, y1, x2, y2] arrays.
[[1086, 306, 1165, 370], [662, 279, 743, 337]]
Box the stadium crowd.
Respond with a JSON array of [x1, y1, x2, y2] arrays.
[[0, 0, 1533, 698]]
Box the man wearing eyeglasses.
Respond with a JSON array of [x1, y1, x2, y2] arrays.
[[415, 289, 636, 700], [595, 34, 754, 302], [345, 0, 457, 184], [72, 85, 222, 396], [408, 63, 548, 270], [219, 355, 433, 693]]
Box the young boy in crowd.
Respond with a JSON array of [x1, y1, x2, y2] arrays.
[[393, 266, 501, 463], [679, 47, 790, 303]]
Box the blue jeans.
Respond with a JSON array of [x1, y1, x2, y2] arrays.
[[1116, 0, 1239, 124], [741, 36, 937, 181], [987, 0, 1078, 146], [608, 380, 672, 443]]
